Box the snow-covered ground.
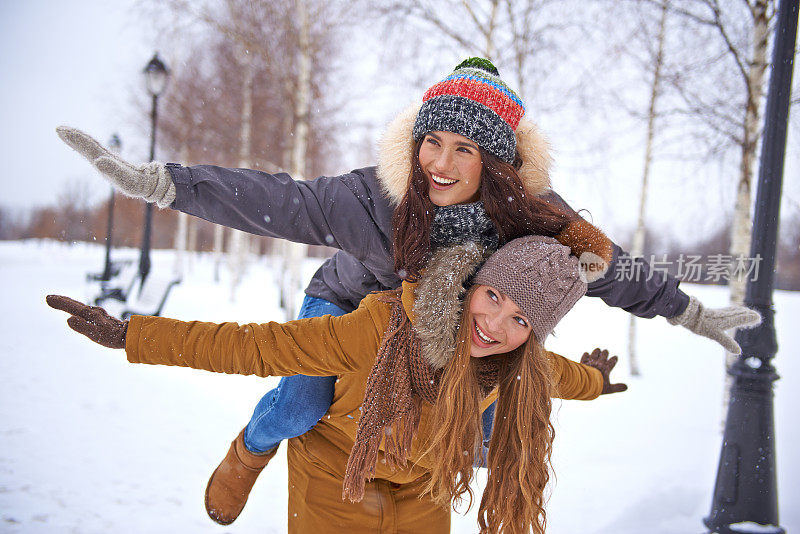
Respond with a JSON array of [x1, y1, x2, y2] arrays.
[[1, 240, 797, 533]]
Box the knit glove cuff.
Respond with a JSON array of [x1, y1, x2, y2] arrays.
[[668, 295, 762, 354], [667, 296, 702, 329], [94, 158, 176, 208]]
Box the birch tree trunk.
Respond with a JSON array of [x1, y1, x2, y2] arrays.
[[174, 212, 188, 275], [186, 216, 197, 270], [729, 1, 769, 305], [227, 50, 255, 301], [280, 0, 312, 320], [212, 225, 224, 282], [628, 0, 669, 377], [723, 0, 770, 411]]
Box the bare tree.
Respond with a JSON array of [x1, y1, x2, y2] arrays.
[[656, 0, 775, 409], [147, 0, 351, 312], [279, 0, 313, 319], [623, 0, 671, 376], [227, 47, 256, 300], [645, 0, 774, 300], [369, 0, 586, 115], [173, 144, 190, 278], [56, 181, 93, 243]]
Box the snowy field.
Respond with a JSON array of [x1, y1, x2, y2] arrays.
[[1, 240, 797, 533]]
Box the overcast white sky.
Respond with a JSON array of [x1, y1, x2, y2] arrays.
[[1, 0, 161, 211]]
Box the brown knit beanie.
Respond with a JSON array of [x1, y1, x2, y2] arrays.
[[472, 236, 586, 342]]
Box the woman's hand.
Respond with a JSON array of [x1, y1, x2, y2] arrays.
[[55, 126, 175, 208], [667, 296, 761, 354], [46, 295, 128, 349], [580, 348, 627, 395]]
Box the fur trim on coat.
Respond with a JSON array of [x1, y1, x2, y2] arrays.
[[412, 242, 489, 370], [376, 103, 552, 206]]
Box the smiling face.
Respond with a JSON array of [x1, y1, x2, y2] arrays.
[[417, 131, 483, 206], [466, 285, 533, 358]]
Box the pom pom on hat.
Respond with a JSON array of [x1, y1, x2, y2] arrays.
[[454, 57, 500, 75]]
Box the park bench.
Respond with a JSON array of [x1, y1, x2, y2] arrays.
[[90, 262, 180, 319], [119, 273, 181, 320], [92, 260, 139, 306]]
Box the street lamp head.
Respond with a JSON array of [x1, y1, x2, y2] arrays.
[[143, 53, 169, 96], [108, 133, 122, 154]]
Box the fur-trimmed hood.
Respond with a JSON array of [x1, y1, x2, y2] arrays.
[[376, 103, 552, 206]]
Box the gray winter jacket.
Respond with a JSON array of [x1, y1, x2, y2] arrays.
[[166, 163, 689, 318]]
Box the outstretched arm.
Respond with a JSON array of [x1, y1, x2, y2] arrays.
[[543, 190, 761, 353], [542, 189, 689, 318], [46, 295, 386, 377], [56, 127, 390, 260]]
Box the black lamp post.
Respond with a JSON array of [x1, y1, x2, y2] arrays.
[[138, 53, 169, 285], [703, 0, 797, 532], [99, 133, 122, 282]]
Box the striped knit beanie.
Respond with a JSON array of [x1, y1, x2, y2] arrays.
[[412, 57, 525, 163], [473, 236, 587, 342]]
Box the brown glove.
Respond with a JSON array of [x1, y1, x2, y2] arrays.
[[580, 348, 627, 395], [46, 295, 128, 349]]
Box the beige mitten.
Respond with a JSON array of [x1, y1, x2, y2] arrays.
[[56, 126, 175, 208], [668, 296, 762, 354]]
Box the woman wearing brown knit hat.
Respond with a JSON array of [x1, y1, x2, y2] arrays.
[[48, 236, 627, 534], [55, 56, 759, 526]]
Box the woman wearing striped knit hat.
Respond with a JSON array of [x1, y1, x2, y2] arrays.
[[55, 57, 760, 527]]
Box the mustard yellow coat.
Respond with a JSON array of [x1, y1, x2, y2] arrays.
[[125, 282, 603, 533]]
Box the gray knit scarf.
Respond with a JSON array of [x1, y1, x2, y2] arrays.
[[430, 201, 499, 252]]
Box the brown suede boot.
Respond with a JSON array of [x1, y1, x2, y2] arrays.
[[205, 429, 278, 525]]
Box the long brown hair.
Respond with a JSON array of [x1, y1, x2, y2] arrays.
[[423, 287, 555, 534], [392, 139, 571, 281]]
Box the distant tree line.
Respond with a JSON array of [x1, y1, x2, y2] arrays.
[[2, 192, 181, 250]]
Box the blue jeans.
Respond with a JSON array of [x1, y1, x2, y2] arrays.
[[243, 295, 348, 453], [242, 295, 499, 457]]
